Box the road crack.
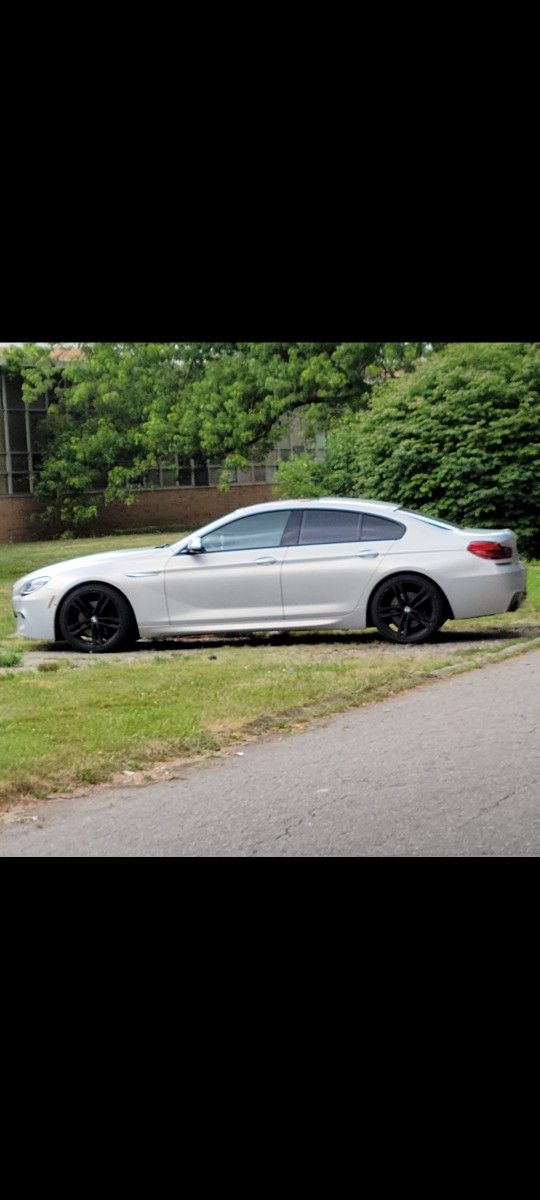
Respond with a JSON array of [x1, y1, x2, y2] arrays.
[[458, 790, 518, 828]]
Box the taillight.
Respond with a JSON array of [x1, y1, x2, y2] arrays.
[[467, 541, 512, 560]]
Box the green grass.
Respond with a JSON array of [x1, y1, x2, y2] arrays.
[[1, 534, 539, 807], [0, 649, 22, 668]]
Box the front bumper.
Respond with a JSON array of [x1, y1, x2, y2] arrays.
[[12, 588, 58, 641]]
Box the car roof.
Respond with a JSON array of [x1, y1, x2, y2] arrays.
[[228, 497, 401, 517]]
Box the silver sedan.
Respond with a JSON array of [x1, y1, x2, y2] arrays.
[[12, 498, 527, 651]]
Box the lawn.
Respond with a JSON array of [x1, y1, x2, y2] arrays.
[[1, 533, 539, 807]]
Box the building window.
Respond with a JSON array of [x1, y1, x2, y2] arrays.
[[0, 369, 49, 496], [0, 375, 328, 498], [0, 452, 8, 495], [177, 457, 193, 486], [193, 463, 209, 487]]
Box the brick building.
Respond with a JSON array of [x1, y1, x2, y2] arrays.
[[0, 351, 325, 542]]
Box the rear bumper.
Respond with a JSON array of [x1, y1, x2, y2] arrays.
[[446, 562, 527, 620], [507, 590, 526, 612]]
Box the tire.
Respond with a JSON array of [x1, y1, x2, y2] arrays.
[[371, 574, 444, 645], [59, 584, 133, 653]]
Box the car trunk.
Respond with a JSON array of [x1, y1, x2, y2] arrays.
[[458, 528, 519, 561]]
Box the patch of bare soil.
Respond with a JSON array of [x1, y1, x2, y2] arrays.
[[17, 623, 537, 669]]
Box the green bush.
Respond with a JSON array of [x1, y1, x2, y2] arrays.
[[276, 343, 540, 554]]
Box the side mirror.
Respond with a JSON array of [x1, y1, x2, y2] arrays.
[[186, 535, 204, 554]]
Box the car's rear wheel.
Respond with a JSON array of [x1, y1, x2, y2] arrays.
[[371, 574, 444, 645], [59, 585, 133, 653]]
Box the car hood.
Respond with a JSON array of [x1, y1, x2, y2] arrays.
[[13, 545, 178, 591]]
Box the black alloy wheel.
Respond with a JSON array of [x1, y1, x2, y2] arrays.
[[59, 585, 133, 653], [371, 574, 444, 645]]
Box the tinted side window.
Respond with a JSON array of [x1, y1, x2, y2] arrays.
[[299, 509, 362, 545], [201, 510, 291, 552], [360, 514, 405, 541]]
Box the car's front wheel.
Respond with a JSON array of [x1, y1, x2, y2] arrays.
[[59, 585, 133, 652], [371, 574, 444, 644]]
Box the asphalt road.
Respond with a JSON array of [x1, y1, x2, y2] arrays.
[[1, 649, 539, 856]]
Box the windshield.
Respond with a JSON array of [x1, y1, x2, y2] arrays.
[[398, 508, 460, 531]]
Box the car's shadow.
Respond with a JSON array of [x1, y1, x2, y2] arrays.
[[45, 622, 540, 654]]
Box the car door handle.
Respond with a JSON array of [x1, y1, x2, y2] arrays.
[[356, 551, 379, 558], [253, 556, 276, 564]]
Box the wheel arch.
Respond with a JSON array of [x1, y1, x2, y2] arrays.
[[55, 580, 140, 642], [365, 569, 454, 628]]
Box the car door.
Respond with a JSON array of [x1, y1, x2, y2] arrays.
[[281, 508, 404, 625], [164, 509, 293, 631]]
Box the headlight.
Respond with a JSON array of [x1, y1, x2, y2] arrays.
[[18, 576, 51, 596]]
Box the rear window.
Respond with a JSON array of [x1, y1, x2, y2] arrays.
[[398, 508, 459, 531]]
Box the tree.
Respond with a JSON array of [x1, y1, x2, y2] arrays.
[[5, 343, 190, 525], [5, 342, 438, 527], [276, 342, 540, 554]]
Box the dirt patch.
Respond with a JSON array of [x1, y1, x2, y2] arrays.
[[16, 624, 536, 671]]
